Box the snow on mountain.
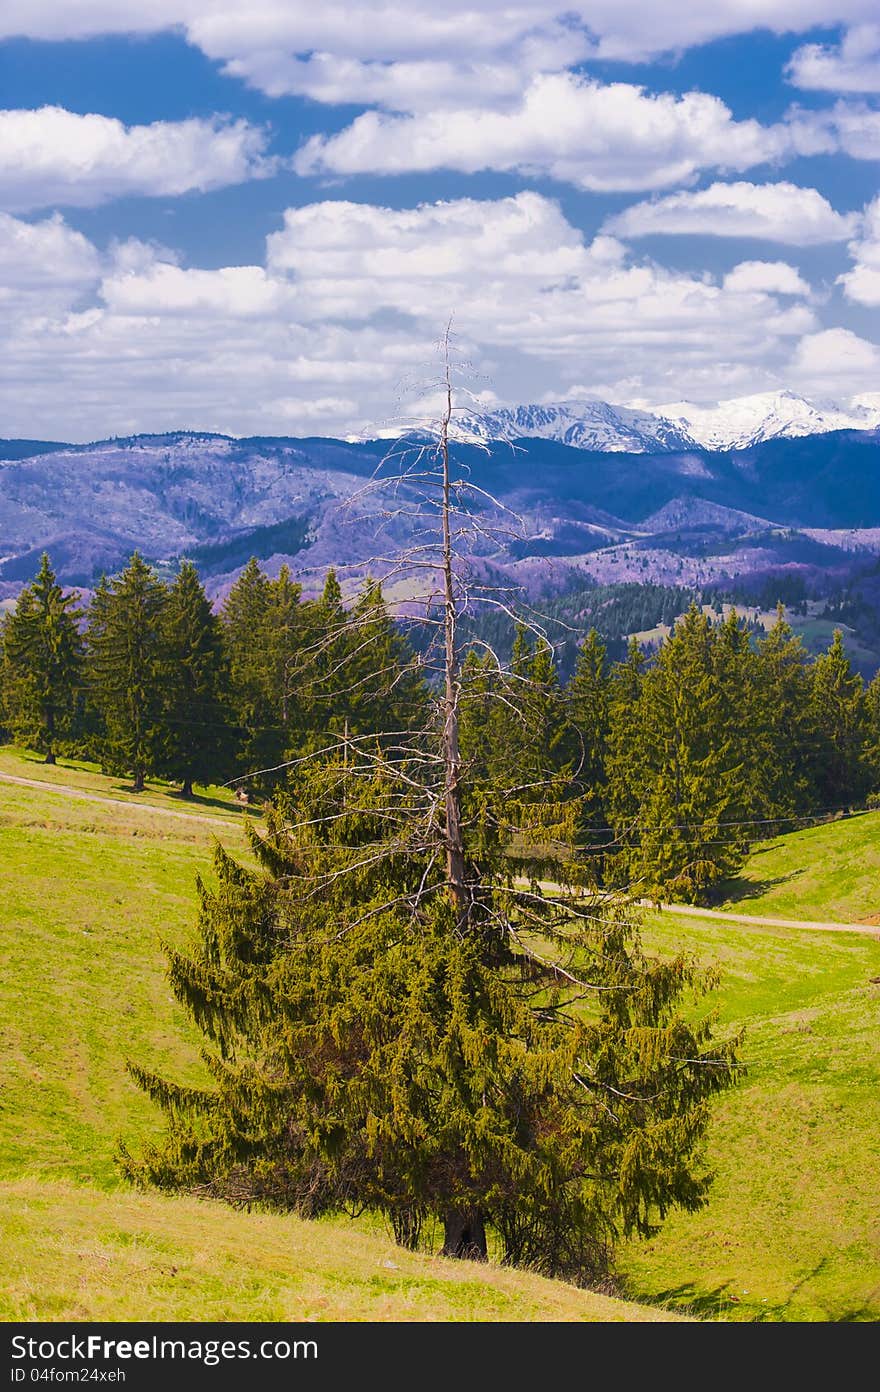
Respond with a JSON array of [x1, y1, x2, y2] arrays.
[[451, 391, 880, 454], [454, 401, 695, 453], [655, 390, 880, 451]]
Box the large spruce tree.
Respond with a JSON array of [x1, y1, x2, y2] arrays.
[[220, 558, 278, 778], [0, 554, 83, 763], [864, 668, 880, 794], [121, 348, 742, 1284], [807, 629, 871, 810], [87, 553, 168, 791], [754, 606, 816, 820], [567, 628, 611, 865], [159, 561, 231, 797], [607, 606, 753, 903]]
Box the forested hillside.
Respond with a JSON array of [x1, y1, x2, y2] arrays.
[[4, 551, 880, 905]]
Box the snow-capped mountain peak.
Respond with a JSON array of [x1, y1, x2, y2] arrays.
[[448, 391, 880, 454], [453, 400, 693, 453], [654, 390, 880, 451]]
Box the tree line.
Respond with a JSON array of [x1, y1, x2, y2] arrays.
[[0, 551, 425, 796], [2, 551, 879, 902], [460, 607, 880, 902]]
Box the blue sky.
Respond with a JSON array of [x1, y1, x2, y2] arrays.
[[0, 3, 878, 440]]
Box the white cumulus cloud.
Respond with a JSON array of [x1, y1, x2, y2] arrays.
[[788, 326, 880, 398], [3, 2, 878, 76], [0, 211, 100, 315], [723, 260, 811, 295], [0, 193, 832, 440], [606, 181, 860, 245], [293, 73, 797, 193], [838, 196, 880, 306], [0, 107, 274, 213], [824, 100, 880, 158], [787, 23, 880, 92]]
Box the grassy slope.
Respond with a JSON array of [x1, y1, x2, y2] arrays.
[[0, 1181, 681, 1323], [0, 777, 222, 1184], [0, 746, 260, 825], [621, 912, 880, 1321], [717, 809, 880, 923], [2, 748, 879, 1321], [0, 750, 677, 1323]]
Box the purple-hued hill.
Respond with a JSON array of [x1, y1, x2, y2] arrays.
[[1, 423, 879, 629]]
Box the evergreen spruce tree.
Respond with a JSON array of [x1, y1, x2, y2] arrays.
[[267, 564, 304, 737], [306, 567, 348, 734], [458, 647, 498, 785], [87, 553, 168, 791], [459, 629, 574, 877], [159, 561, 231, 797], [567, 629, 611, 863], [608, 607, 753, 903], [344, 577, 428, 737], [807, 629, 870, 810], [121, 758, 741, 1278], [81, 574, 111, 757], [754, 606, 815, 819], [714, 607, 763, 814], [0, 554, 83, 763], [0, 610, 8, 742], [605, 635, 647, 875], [122, 343, 742, 1284], [294, 572, 428, 753], [220, 558, 278, 778], [864, 668, 880, 795]]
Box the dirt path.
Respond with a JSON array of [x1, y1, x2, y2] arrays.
[[515, 875, 880, 937], [0, 770, 248, 830], [639, 898, 880, 938], [4, 772, 878, 937]]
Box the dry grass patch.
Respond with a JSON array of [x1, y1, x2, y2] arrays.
[[0, 1181, 688, 1323]]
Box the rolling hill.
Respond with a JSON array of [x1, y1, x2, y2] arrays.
[[1, 746, 878, 1321], [1, 424, 880, 631]]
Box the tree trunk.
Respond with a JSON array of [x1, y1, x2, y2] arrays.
[[441, 1210, 488, 1261], [44, 751, 56, 765], [181, 778, 193, 799], [439, 337, 469, 928], [133, 766, 145, 793]]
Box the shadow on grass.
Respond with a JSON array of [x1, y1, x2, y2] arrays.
[[9, 751, 263, 819], [626, 1279, 764, 1322], [165, 788, 263, 818], [772, 1256, 880, 1323], [711, 870, 803, 907], [104, 782, 263, 818]]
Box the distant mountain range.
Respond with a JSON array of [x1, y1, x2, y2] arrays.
[[452, 391, 880, 454], [2, 405, 880, 669]]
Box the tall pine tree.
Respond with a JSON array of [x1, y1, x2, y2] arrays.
[[608, 607, 752, 903], [754, 606, 815, 820], [87, 553, 168, 791], [159, 561, 231, 797], [807, 629, 870, 810], [567, 628, 611, 864], [0, 553, 83, 763], [605, 634, 647, 871], [121, 346, 742, 1285], [220, 558, 278, 778]]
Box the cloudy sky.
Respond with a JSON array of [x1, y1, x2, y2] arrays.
[[1, 2, 878, 440]]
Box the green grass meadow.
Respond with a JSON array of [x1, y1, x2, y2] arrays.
[[1, 748, 879, 1321], [716, 808, 880, 924]]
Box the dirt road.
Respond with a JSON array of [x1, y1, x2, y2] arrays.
[[513, 875, 880, 937], [0, 770, 246, 830], [639, 898, 880, 938], [4, 771, 878, 937]]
